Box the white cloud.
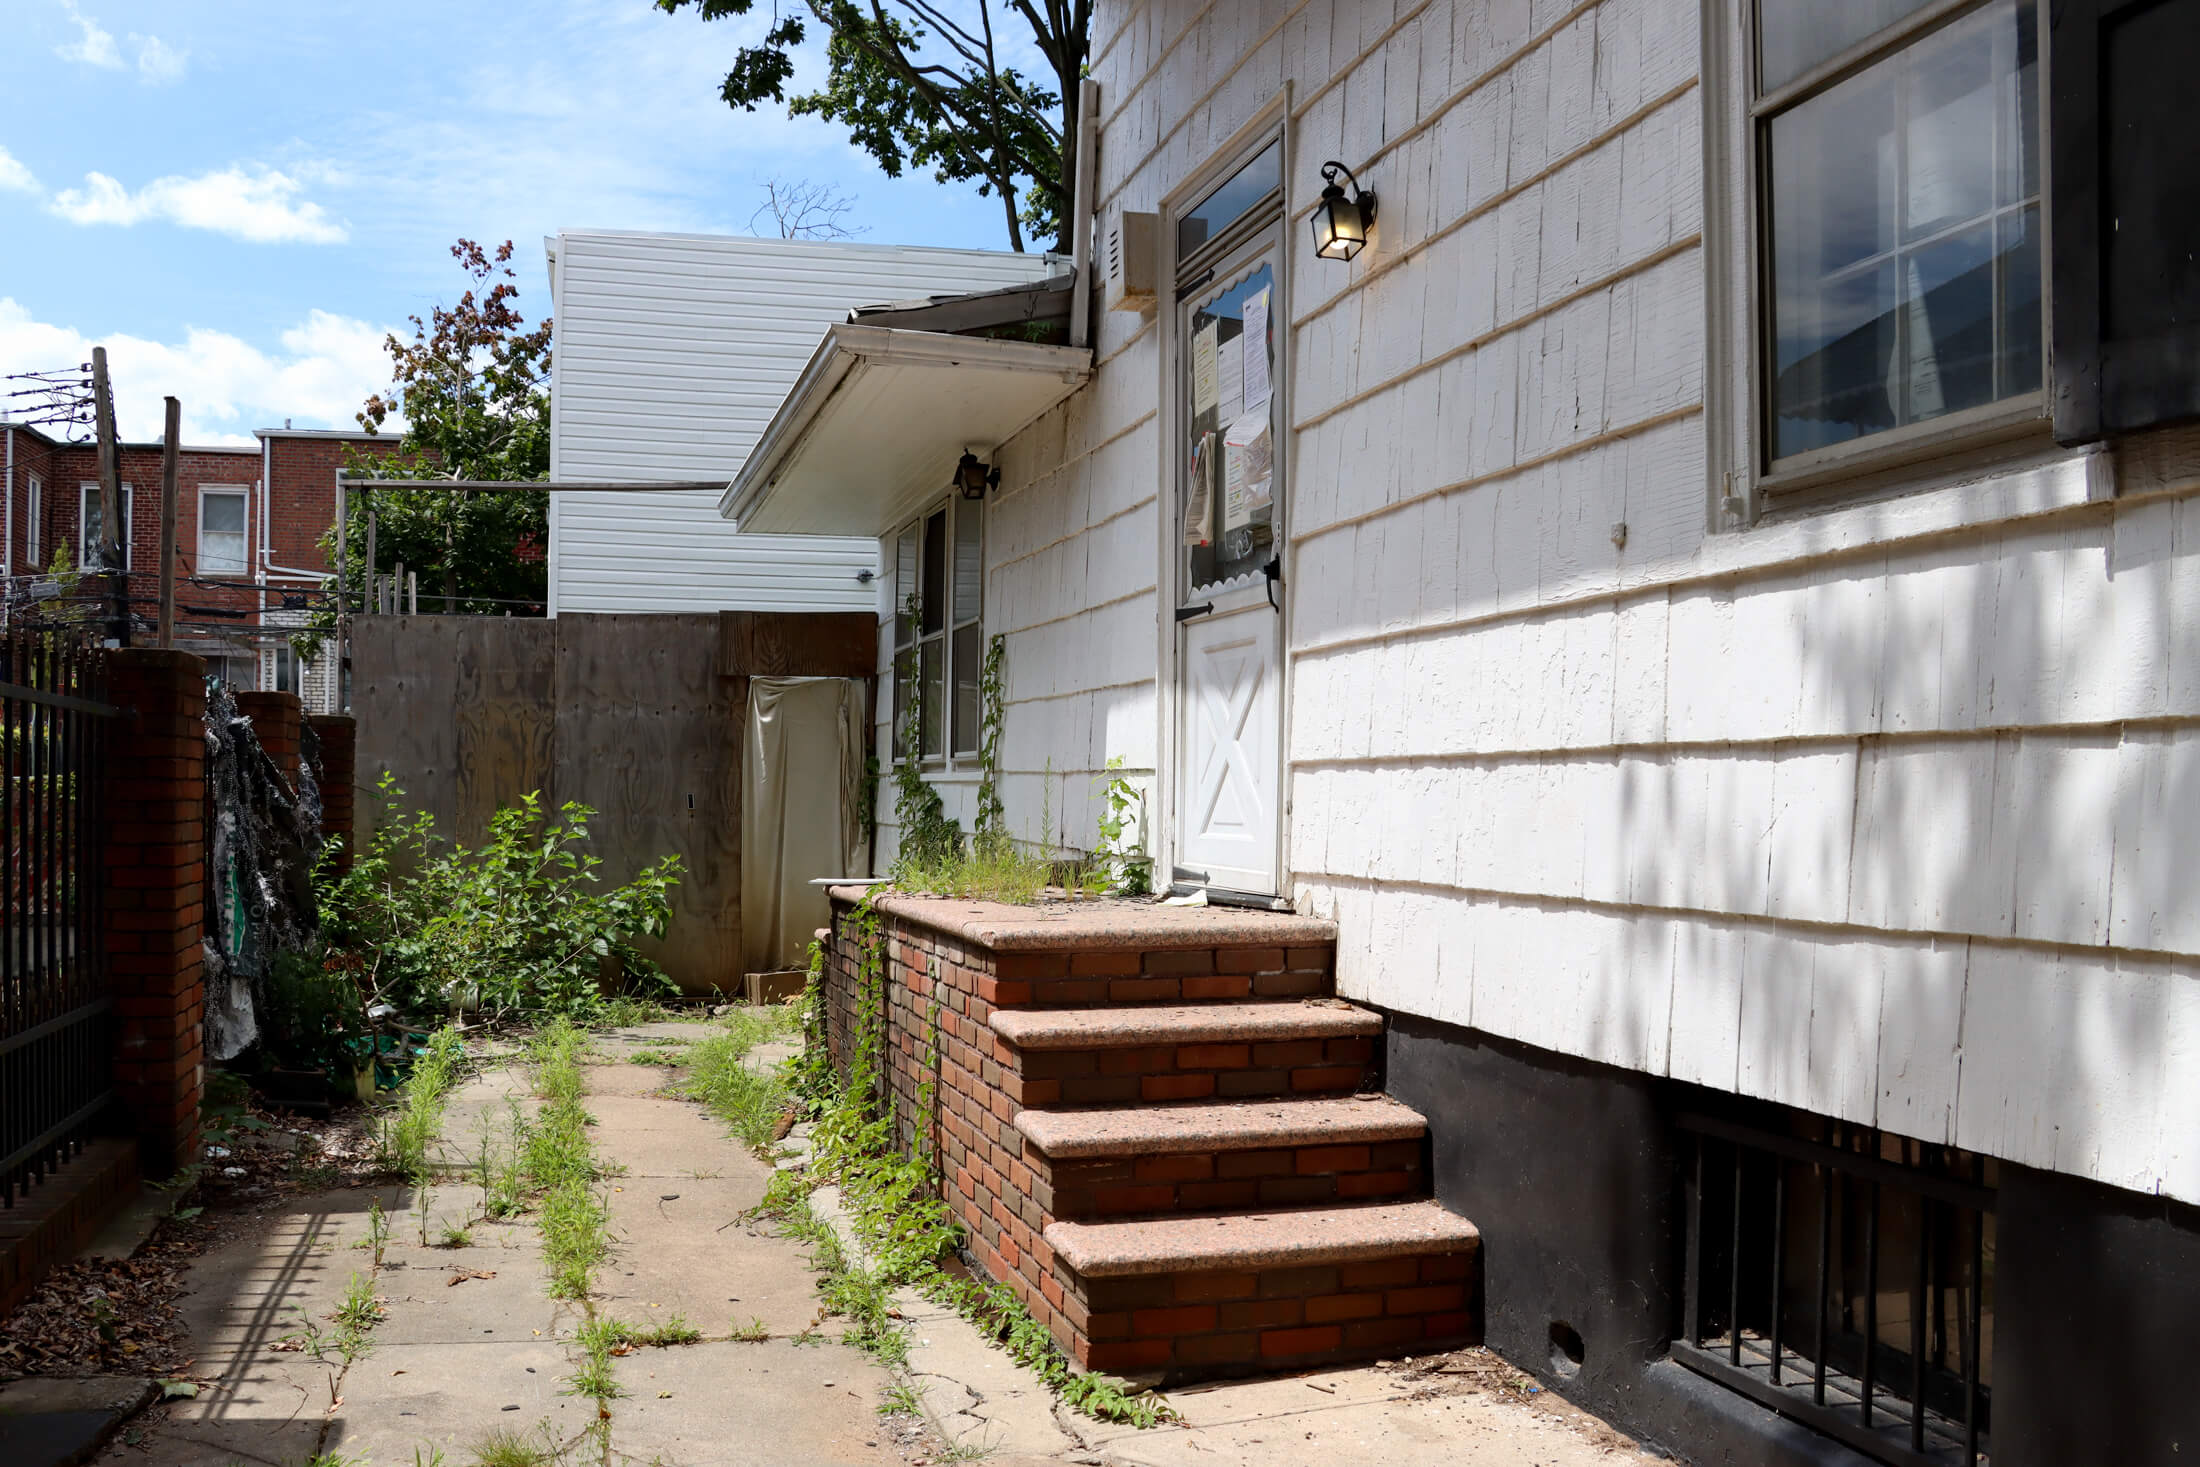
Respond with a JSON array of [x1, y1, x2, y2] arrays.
[[132, 34, 188, 84], [54, 1, 122, 69], [49, 166, 348, 244], [0, 298, 394, 444], [0, 147, 39, 195]]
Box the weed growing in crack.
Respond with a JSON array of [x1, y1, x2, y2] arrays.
[[469, 1425, 554, 1467], [728, 1316, 770, 1342], [877, 1382, 925, 1416]]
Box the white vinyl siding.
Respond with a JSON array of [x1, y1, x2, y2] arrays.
[[546, 230, 1058, 616]]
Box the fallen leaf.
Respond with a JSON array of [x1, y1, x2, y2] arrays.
[[157, 1379, 198, 1400], [656, 1390, 672, 1399], [445, 1270, 496, 1286]]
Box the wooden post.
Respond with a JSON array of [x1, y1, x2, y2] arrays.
[[333, 475, 347, 706], [89, 347, 128, 645], [157, 397, 179, 649], [363, 498, 376, 617]]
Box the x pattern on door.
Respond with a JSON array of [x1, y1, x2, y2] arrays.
[[1188, 631, 1270, 843]]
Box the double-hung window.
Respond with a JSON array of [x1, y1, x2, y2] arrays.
[[80, 482, 133, 570], [1724, 0, 2044, 497], [199, 488, 248, 576], [24, 475, 39, 565], [890, 496, 983, 765]]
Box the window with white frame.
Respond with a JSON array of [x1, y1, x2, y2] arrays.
[[890, 496, 983, 765], [1730, 0, 2043, 488], [267, 644, 299, 695], [24, 475, 39, 566], [198, 487, 248, 576], [79, 482, 133, 569]]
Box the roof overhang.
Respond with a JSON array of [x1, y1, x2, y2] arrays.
[[723, 324, 1092, 536]]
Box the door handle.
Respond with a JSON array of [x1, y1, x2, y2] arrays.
[[1174, 602, 1214, 623]]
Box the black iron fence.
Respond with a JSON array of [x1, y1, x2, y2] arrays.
[[0, 628, 116, 1206], [1676, 1110, 1995, 1467]]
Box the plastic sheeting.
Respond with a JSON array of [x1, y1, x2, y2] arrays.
[[202, 681, 323, 1062], [740, 677, 866, 975]]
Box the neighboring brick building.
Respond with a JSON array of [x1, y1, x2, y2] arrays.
[[0, 421, 399, 709]]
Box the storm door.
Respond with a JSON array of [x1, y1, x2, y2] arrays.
[[1170, 141, 1285, 898]]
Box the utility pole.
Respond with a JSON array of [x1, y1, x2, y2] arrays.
[[89, 347, 128, 646], [157, 396, 180, 649]]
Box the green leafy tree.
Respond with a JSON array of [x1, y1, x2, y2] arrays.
[[296, 239, 552, 655], [655, 1, 1092, 253]]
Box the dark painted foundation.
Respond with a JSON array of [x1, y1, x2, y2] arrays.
[[1383, 1012, 2200, 1467]]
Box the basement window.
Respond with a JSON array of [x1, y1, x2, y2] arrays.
[[1676, 1108, 1995, 1467]]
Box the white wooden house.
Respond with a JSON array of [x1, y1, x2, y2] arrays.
[[543, 229, 1062, 615], [727, 3, 2200, 1463]]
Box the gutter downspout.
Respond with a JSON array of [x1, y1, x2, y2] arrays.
[[1067, 78, 1101, 351]]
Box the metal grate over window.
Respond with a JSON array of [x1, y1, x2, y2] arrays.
[[1676, 1110, 1994, 1467]]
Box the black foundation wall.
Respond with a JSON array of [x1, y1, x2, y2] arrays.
[[1387, 1012, 2200, 1467]]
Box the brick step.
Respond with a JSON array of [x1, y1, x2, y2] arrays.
[[991, 1001, 1384, 1108], [1016, 1096, 1430, 1219], [984, 944, 1334, 1007], [1043, 1200, 1480, 1377]]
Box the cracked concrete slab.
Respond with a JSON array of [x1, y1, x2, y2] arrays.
[[608, 1340, 894, 1467], [321, 1340, 578, 1465]]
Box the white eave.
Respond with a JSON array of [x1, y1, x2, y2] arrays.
[[722, 324, 1092, 536]]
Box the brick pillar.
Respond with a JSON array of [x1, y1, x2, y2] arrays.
[[307, 714, 356, 872], [101, 649, 208, 1179], [233, 691, 303, 789]]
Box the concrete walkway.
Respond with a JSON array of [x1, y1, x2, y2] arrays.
[[99, 1021, 1662, 1467], [104, 1026, 903, 1467]]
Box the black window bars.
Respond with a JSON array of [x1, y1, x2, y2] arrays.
[[1676, 1110, 1994, 1467]]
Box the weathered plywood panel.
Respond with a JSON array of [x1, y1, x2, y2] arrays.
[[553, 614, 741, 994], [352, 616, 465, 848], [718, 611, 877, 679], [453, 620, 558, 840]]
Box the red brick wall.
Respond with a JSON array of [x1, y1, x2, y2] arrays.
[[101, 649, 209, 1177], [309, 714, 356, 871], [4, 426, 62, 574]]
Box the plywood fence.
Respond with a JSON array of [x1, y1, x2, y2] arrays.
[[350, 611, 873, 994]]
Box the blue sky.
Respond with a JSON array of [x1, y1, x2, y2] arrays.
[[0, 0, 1031, 444]]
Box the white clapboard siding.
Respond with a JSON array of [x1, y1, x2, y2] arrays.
[[940, 0, 2200, 1206], [548, 230, 1059, 615]]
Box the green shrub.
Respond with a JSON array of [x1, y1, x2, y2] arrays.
[[319, 776, 681, 1022]]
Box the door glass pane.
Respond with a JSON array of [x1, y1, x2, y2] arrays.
[[1765, 0, 2039, 461], [919, 638, 945, 759], [1177, 143, 1282, 263], [1758, 0, 1936, 91], [1183, 260, 1278, 593], [953, 501, 982, 627], [920, 509, 947, 637], [951, 623, 981, 757]]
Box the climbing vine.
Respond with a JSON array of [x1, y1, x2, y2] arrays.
[[892, 592, 963, 869], [973, 633, 1008, 840]]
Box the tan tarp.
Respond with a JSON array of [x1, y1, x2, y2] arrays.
[[740, 677, 867, 975]]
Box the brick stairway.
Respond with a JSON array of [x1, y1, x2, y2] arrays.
[[823, 890, 1480, 1383]]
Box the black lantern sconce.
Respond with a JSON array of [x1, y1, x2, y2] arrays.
[[1311, 160, 1376, 262], [954, 451, 1000, 501]]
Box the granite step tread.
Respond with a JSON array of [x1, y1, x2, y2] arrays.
[[990, 1000, 1383, 1051], [1045, 1200, 1478, 1278], [1014, 1095, 1427, 1160]]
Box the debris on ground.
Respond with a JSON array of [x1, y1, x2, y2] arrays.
[[1388, 1348, 1646, 1455]]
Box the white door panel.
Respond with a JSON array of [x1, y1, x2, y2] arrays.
[[1176, 602, 1280, 893]]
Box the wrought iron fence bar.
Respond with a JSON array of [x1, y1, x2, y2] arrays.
[[1965, 1197, 1983, 1466], [1815, 1167, 1833, 1406], [0, 1086, 112, 1182], [1675, 1112, 1996, 1213], [0, 997, 112, 1058], [1912, 1195, 1930, 1451], [1672, 1342, 1961, 1467], [1862, 1177, 1880, 1428], [1770, 1158, 1786, 1385], [1686, 1133, 1704, 1347], [1730, 1143, 1744, 1365]]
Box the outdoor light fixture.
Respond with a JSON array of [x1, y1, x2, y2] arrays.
[[1311, 160, 1376, 262], [954, 451, 1000, 501]]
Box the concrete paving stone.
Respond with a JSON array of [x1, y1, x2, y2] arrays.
[[602, 1019, 723, 1045], [594, 1241, 823, 1336], [429, 1067, 532, 1172], [582, 1061, 680, 1097], [0, 1375, 157, 1467], [608, 1340, 898, 1467], [895, 1286, 1080, 1461], [605, 1176, 767, 1236], [368, 1237, 559, 1346], [174, 1187, 407, 1368], [321, 1341, 579, 1466], [156, 1355, 330, 1466], [92, 1422, 322, 1467]]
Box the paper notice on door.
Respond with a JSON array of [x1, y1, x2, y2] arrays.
[[1221, 412, 1273, 532], [1185, 431, 1216, 546], [1216, 330, 1245, 425], [1192, 322, 1220, 419], [1241, 287, 1271, 414]]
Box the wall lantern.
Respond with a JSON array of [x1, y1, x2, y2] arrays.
[[954, 451, 1000, 501], [1311, 161, 1376, 262]]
